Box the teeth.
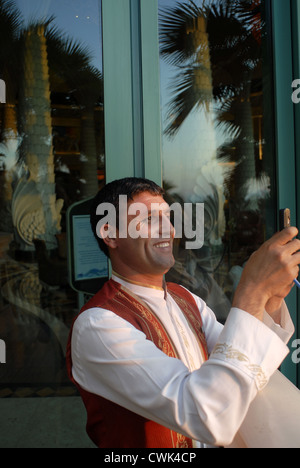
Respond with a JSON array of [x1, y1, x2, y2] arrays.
[[155, 242, 170, 248]]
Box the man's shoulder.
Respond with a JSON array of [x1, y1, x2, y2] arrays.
[[81, 279, 121, 313]]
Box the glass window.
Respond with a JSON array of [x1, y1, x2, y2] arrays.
[[159, 0, 276, 322], [0, 0, 103, 447]]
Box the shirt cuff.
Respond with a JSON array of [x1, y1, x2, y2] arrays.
[[210, 308, 290, 391], [263, 302, 295, 344]]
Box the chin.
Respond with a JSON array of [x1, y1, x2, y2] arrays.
[[161, 257, 175, 273]]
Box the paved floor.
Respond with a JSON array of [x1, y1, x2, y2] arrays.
[[0, 396, 96, 448], [0, 245, 96, 448]]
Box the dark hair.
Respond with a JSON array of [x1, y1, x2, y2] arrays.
[[90, 177, 164, 257]]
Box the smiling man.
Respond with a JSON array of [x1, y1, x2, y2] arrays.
[[67, 177, 299, 448]]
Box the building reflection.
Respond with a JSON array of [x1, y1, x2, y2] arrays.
[[0, 0, 104, 391]]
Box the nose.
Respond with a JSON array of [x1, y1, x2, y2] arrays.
[[160, 213, 175, 239]]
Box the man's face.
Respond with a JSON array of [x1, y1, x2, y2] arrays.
[[111, 191, 175, 280]]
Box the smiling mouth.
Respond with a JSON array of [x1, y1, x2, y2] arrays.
[[154, 241, 172, 249]]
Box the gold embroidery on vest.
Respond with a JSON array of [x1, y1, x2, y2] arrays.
[[115, 288, 179, 359], [177, 434, 190, 448]]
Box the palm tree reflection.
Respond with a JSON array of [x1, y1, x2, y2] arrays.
[[160, 0, 272, 318]]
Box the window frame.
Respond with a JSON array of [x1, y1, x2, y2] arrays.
[[102, 0, 162, 185]]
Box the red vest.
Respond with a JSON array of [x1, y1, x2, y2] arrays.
[[66, 279, 208, 448]]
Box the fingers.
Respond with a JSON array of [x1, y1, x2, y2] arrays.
[[286, 238, 300, 256], [268, 227, 300, 257], [274, 226, 299, 244], [276, 227, 300, 259]]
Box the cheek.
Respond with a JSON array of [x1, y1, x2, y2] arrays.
[[118, 238, 136, 255], [117, 238, 146, 262]]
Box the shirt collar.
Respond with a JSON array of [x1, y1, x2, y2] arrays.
[[112, 271, 167, 299]]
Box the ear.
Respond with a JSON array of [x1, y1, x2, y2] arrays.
[[99, 224, 118, 251]]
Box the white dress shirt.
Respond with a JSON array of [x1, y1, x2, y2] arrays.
[[71, 274, 294, 448]]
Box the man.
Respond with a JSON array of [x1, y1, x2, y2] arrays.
[[66, 177, 298, 448]]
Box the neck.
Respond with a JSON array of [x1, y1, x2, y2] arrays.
[[112, 269, 165, 290]]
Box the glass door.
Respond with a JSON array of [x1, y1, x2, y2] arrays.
[[0, 0, 104, 447]]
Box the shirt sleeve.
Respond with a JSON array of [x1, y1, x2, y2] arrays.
[[71, 302, 291, 447], [189, 292, 295, 352]]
